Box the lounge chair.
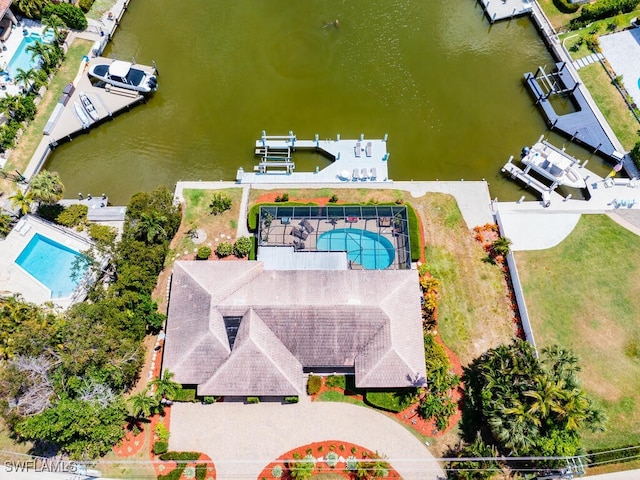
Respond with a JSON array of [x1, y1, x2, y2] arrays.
[[365, 141, 372, 157], [293, 239, 305, 251], [291, 227, 308, 240], [301, 219, 314, 233], [20, 224, 31, 236], [361, 168, 368, 180], [370, 167, 377, 179], [352, 168, 360, 181], [354, 142, 361, 157]]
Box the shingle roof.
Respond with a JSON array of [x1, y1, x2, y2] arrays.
[[0, 1, 11, 19], [163, 261, 426, 396]]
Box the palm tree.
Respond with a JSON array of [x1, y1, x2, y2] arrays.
[[150, 370, 180, 402], [13, 68, 37, 93], [26, 40, 51, 67], [492, 236, 512, 257], [28, 170, 64, 205], [42, 14, 65, 44], [14, 0, 47, 18], [129, 388, 158, 419], [9, 190, 33, 217], [542, 345, 580, 385], [0, 213, 12, 237], [135, 211, 168, 244], [524, 377, 567, 421]]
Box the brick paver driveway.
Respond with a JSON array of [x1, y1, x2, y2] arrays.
[[169, 401, 445, 480]]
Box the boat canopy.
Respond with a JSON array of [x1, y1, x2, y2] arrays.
[[108, 60, 132, 77]]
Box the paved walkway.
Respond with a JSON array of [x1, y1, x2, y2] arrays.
[[169, 402, 445, 480], [600, 28, 640, 110]]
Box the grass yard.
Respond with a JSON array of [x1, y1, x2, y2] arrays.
[[579, 63, 639, 151], [516, 215, 640, 449], [0, 38, 94, 196]]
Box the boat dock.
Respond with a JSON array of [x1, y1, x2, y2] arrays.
[[236, 132, 391, 184], [524, 62, 622, 162], [477, 0, 533, 23], [59, 193, 127, 222], [23, 56, 156, 179], [502, 156, 553, 205]]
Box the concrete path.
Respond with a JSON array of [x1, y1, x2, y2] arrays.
[[169, 402, 445, 480], [497, 210, 581, 251], [600, 28, 640, 111]]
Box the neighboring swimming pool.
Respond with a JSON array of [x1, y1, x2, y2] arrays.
[[5, 33, 51, 80], [316, 228, 395, 270], [15, 233, 87, 298]]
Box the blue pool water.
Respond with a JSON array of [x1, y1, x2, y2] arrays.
[[5, 33, 47, 79], [15, 233, 87, 298], [316, 228, 395, 270]]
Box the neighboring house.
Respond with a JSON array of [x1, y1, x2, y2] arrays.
[[0, 0, 17, 43], [162, 260, 427, 397]]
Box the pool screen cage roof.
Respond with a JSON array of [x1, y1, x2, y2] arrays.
[[257, 205, 412, 270]]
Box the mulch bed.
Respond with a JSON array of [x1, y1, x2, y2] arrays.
[[257, 440, 400, 480]]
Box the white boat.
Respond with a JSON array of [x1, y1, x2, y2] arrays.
[[88, 60, 158, 93], [521, 140, 586, 189], [73, 102, 90, 129], [79, 91, 100, 122]]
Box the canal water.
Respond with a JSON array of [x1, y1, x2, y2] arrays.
[[45, 0, 610, 204]]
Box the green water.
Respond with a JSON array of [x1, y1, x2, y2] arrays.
[[44, 0, 610, 204]]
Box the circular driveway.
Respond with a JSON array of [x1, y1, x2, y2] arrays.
[[169, 401, 445, 480]]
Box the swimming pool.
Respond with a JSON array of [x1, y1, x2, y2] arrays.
[[15, 233, 87, 298], [316, 228, 395, 270], [5, 33, 48, 79]]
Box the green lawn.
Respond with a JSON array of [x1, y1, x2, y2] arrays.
[[316, 390, 366, 407], [516, 215, 640, 449], [578, 63, 639, 151]]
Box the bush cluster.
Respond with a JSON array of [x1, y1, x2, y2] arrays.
[[56, 204, 88, 228], [552, 0, 580, 14], [571, 0, 639, 28], [307, 375, 322, 395], [78, 0, 96, 13], [43, 3, 88, 30], [631, 142, 640, 170], [196, 246, 211, 260], [152, 441, 169, 455], [209, 193, 231, 215]]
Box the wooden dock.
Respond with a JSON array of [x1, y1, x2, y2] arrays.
[[237, 132, 391, 184]]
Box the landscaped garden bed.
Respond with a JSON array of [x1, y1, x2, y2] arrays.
[[257, 440, 399, 480]]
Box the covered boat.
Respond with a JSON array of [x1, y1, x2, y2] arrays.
[[521, 141, 586, 189], [88, 60, 158, 93]]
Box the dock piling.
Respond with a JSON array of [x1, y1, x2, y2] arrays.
[[336, 133, 340, 141], [360, 133, 364, 141], [315, 133, 319, 147], [383, 133, 388, 142]]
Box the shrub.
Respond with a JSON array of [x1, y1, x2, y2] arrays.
[[56, 204, 88, 228], [155, 422, 170, 442], [325, 375, 346, 389], [152, 440, 169, 455], [209, 193, 231, 215], [579, 0, 639, 23], [631, 142, 640, 170], [196, 246, 211, 260], [173, 387, 196, 402], [328, 194, 338, 203], [159, 452, 201, 461], [307, 375, 322, 395], [78, 0, 95, 13], [406, 203, 421, 262], [216, 241, 233, 257], [201, 396, 216, 404], [552, 0, 580, 14], [234, 236, 252, 257], [248, 236, 257, 260], [274, 193, 289, 202], [325, 451, 339, 468], [246, 396, 260, 404], [272, 465, 283, 478], [43, 3, 88, 30], [285, 396, 299, 404], [88, 223, 117, 243], [36, 203, 65, 222], [346, 455, 358, 471]]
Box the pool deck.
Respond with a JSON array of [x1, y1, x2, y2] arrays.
[[0, 215, 93, 308]]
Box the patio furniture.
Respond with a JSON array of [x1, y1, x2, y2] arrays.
[[300, 218, 314, 233], [291, 227, 308, 240], [365, 141, 372, 157], [354, 142, 361, 157]]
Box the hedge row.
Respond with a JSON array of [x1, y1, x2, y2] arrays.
[[405, 202, 421, 262], [552, 0, 580, 14], [159, 451, 201, 461], [577, 0, 639, 23], [365, 390, 413, 413], [587, 445, 640, 465], [173, 387, 196, 402]]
